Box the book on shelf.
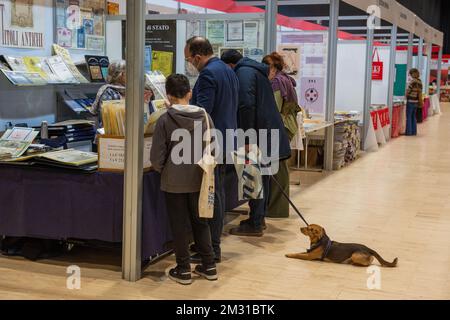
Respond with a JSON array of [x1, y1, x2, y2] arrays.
[[49, 119, 95, 129], [85, 55, 110, 82], [37, 149, 98, 166], [0, 128, 39, 159], [107, 1, 120, 15], [47, 55, 79, 84], [1, 69, 48, 86], [52, 44, 89, 84], [2, 56, 27, 72]]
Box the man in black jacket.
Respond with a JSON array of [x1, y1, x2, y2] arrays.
[[221, 50, 291, 237]]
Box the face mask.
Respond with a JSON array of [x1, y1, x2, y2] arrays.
[[191, 57, 202, 72]]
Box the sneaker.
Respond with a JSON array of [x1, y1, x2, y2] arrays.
[[230, 223, 263, 237], [168, 267, 192, 285], [240, 218, 267, 230], [190, 253, 221, 264], [194, 265, 218, 281], [189, 244, 198, 253]]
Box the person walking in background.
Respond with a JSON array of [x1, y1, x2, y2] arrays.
[[221, 49, 291, 236], [262, 52, 301, 218], [406, 68, 423, 136], [150, 74, 217, 285], [184, 37, 239, 262]]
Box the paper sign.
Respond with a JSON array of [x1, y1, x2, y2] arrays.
[[99, 136, 153, 172]]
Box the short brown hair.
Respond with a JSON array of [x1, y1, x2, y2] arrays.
[[409, 68, 420, 79], [262, 52, 286, 71]]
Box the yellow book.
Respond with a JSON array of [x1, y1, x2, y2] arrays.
[[23, 57, 47, 79], [152, 51, 173, 77]]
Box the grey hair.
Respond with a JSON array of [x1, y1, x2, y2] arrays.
[[107, 60, 126, 84]]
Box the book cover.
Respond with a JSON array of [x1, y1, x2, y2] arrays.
[[83, 19, 94, 35], [39, 149, 98, 166], [4, 56, 28, 72], [47, 56, 78, 84], [1, 70, 33, 86], [107, 2, 119, 15], [85, 55, 109, 82], [145, 46, 152, 72]]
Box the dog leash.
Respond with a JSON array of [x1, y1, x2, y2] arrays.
[[270, 175, 309, 226]]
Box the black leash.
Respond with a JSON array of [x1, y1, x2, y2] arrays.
[[270, 175, 309, 226]]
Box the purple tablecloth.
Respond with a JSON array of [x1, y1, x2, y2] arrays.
[[0, 165, 241, 260]]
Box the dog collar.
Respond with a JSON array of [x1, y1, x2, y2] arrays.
[[321, 239, 333, 261], [308, 235, 332, 261]]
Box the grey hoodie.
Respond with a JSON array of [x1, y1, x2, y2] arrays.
[[150, 104, 214, 193]]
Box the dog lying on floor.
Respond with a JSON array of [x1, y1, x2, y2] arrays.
[[286, 224, 398, 268]]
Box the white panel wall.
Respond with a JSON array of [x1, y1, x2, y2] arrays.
[[335, 42, 392, 112], [106, 20, 123, 62], [335, 41, 366, 112], [396, 50, 408, 64]]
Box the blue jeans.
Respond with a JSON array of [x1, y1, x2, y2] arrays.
[[406, 102, 417, 136], [248, 174, 271, 229], [209, 164, 227, 257]]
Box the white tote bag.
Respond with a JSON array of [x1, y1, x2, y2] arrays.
[[197, 109, 216, 218]]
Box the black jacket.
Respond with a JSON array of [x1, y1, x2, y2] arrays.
[[234, 57, 291, 161]]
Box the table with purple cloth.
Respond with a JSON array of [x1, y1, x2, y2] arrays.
[[0, 166, 240, 260]]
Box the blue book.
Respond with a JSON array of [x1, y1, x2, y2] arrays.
[[145, 46, 152, 72]]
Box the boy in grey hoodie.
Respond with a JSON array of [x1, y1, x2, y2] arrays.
[[150, 74, 217, 285]]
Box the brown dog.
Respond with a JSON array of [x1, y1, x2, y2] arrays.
[[286, 224, 398, 267]]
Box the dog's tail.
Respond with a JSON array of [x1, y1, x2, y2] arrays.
[[369, 249, 398, 268]]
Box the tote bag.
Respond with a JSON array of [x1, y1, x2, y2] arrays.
[[197, 109, 216, 218], [372, 48, 384, 81]]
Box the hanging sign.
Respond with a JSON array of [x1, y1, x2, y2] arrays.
[[0, 0, 45, 49], [372, 48, 384, 81], [343, 0, 396, 25]]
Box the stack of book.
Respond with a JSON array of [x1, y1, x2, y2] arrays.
[[47, 120, 96, 146], [333, 120, 361, 170]]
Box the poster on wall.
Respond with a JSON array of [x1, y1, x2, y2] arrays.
[[278, 45, 301, 76], [244, 21, 258, 49], [0, 0, 44, 49], [206, 20, 224, 54], [226, 20, 244, 42], [300, 77, 325, 114], [122, 20, 177, 77], [11, 0, 33, 28], [56, 28, 72, 48], [55, 0, 105, 51]]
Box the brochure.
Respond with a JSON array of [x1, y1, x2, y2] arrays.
[[39, 149, 98, 166], [47, 56, 79, 84]]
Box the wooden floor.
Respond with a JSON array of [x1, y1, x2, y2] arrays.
[[1, 105, 450, 300]]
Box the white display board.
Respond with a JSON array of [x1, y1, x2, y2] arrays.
[[335, 41, 391, 112], [396, 50, 407, 65]]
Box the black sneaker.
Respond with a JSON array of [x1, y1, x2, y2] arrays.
[[194, 265, 218, 281], [168, 267, 192, 285], [230, 223, 263, 237], [190, 253, 221, 264], [240, 218, 267, 230]]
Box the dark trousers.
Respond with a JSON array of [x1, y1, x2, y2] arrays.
[[208, 164, 227, 257], [165, 192, 215, 270], [248, 174, 271, 229], [406, 102, 418, 136]]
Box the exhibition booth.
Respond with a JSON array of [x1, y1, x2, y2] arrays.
[[0, 0, 445, 281]]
